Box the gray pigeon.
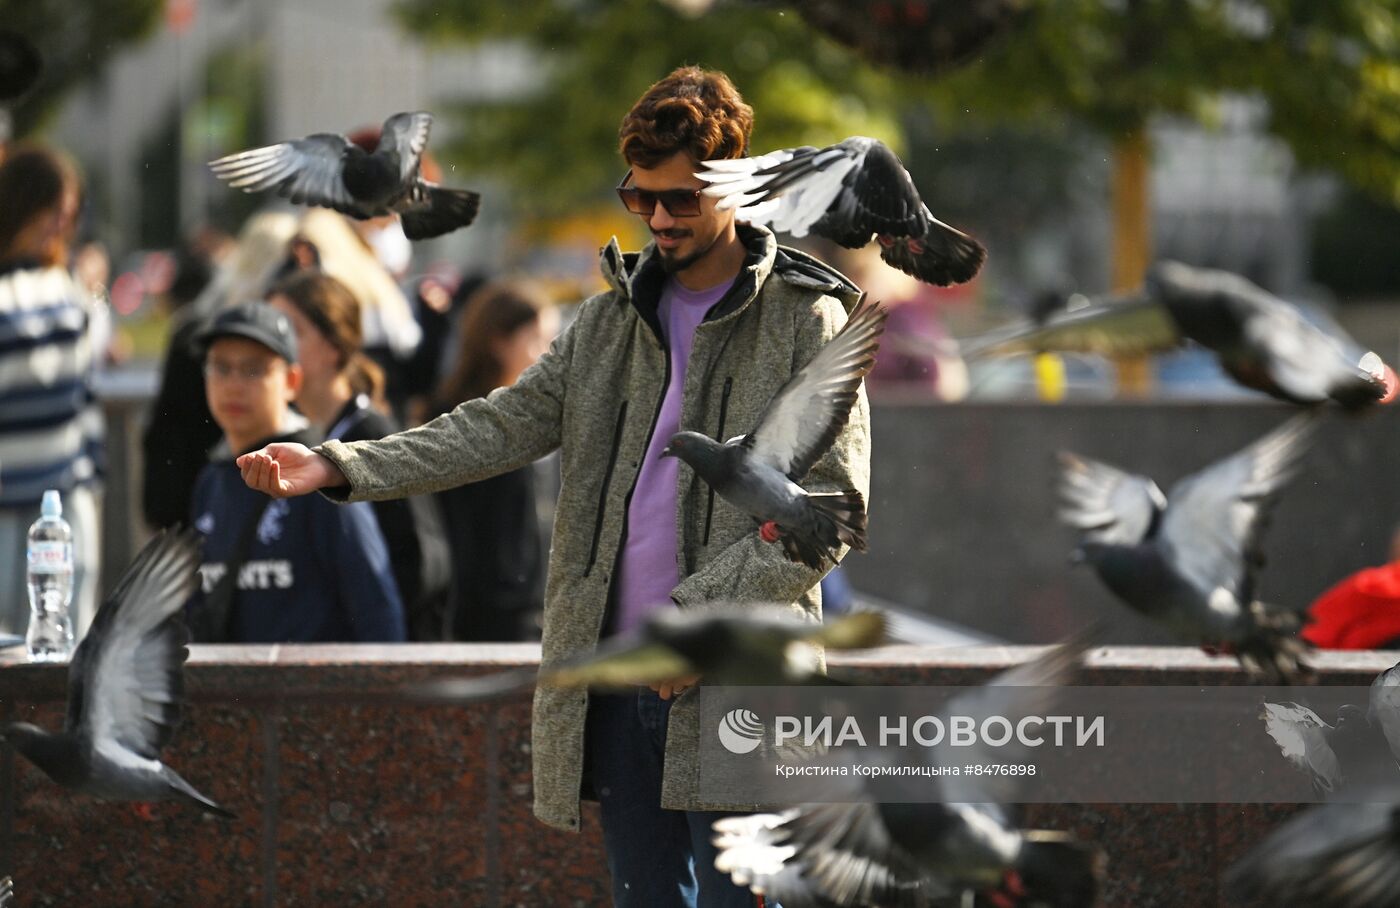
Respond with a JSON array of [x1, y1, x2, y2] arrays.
[[411, 604, 887, 703], [0, 529, 234, 819], [1262, 661, 1400, 794], [209, 111, 480, 240], [1058, 413, 1317, 680], [965, 260, 1391, 409], [696, 137, 985, 286], [1227, 798, 1400, 907], [661, 294, 887, 570], [711, 638, 1105, 908]]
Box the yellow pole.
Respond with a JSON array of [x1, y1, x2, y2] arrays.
[[1111, 125, 1153, 397]]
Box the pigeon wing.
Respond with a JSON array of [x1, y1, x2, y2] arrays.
[[378, 111, 433, 184], [961, 296, 1181, 359], [808, 138, 930, 247], [539, 637, 697, 690], [1260, 702, 1344, 793], [714, 804, 931, 908], [1159, 414, 1316, 606], [209, 134, 364, 215], [1057, 451, 1166, 546], [68, 530, 201, 760], [746, 295, 887, 481], [1226, 801, 1400, 906], [698, 142, 864, 240]]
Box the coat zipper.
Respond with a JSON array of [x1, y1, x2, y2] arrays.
[[701, 376, 733, 546], [583, 400, 629, 577]]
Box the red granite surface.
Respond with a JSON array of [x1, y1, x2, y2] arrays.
[[0, 645, 1391, 906]]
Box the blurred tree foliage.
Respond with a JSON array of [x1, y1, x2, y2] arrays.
[[0, 0, 164, 136], [396, 0, 1400, 216]]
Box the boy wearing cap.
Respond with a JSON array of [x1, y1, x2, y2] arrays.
[[186, 300, 406, 643]]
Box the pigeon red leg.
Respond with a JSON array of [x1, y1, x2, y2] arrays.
[[132, 802, 158, 821], [759, 521, 782, 544]]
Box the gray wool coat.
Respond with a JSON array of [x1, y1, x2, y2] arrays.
[[315, 224, 871, 831]]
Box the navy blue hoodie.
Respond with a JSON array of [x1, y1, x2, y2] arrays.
[[188, 424, 406, 643]]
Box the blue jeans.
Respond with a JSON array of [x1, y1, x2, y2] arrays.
[[586, 690, 768, 908]]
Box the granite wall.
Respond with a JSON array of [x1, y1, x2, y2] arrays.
[[1, 644, 1390, 907]]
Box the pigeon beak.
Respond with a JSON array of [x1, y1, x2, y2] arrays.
[[660, 445, 674, 458]]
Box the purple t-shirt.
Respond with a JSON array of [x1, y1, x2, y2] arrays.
[[610, 275, 736, 634]]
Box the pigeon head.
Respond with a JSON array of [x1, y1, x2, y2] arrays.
[[660, 431, 725, 473]]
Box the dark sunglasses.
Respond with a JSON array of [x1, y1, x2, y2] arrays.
[[615, 169, 703, 218]]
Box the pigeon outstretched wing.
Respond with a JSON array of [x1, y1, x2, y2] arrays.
[[1158, 413, 1316, 606], [697, 137, 983, 286], [67, 529, 201, 761], [1227, 800, 1400, 907], [209, 134, 364, 215], [378, 111, 432, 184], [1260, 701, 1344, 794], [744, 295, 887, 481], [1058, 452, 1166, 547], [961, 295, 1180, 359]]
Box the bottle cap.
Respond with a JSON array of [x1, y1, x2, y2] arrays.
[[41, 489, 61, 518]]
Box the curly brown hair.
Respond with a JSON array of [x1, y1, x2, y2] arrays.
[[619, 66, 753, 168]]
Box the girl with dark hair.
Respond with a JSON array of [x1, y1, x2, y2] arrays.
[[0, 144, 104, 640], [268, 271, 449, 639], [432, 280, 557, 642]]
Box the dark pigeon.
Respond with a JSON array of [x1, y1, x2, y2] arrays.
[[1227, 798, 1400, 907], [411, 604, 887, 703], [965, 260, 1391, 409], [209, 111, 480, 240], [1058, 413, 1318, 680], [712, 638, 1106, 908], [696, 137, 985, 286], [0, 529, 234, 819], [661, 294, 887, 570], [1262, 661, 1400, 794]]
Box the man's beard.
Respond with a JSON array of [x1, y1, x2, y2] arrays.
[[655, 229, 718, 274]]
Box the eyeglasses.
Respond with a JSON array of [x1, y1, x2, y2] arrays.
[[616, 169, 703, 218], [204, 359, 278, 383]]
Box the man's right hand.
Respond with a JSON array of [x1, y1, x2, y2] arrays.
[[236, 443, 347, 498]]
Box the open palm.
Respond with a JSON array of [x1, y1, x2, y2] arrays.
[[236, 443, 344, 498]]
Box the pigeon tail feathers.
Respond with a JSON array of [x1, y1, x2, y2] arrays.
[[879, 218, 986, 286]]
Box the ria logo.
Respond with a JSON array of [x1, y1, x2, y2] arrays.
[[717, 708, 764, 755]]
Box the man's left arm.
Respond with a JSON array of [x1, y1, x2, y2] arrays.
[[669, 294, 872, 611]]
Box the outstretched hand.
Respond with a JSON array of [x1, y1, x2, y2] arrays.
[[236, 443, 346, 498]]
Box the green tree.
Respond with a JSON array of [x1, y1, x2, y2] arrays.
[[395, 0, 906, 216], [1, 0, 165, 136]]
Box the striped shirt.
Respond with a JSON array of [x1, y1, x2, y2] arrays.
[[0, 260, 103, 507]]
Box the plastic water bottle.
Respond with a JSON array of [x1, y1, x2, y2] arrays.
[[26, 489, 74, 662]]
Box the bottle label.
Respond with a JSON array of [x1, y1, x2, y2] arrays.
[[27, 541, 72, 574]]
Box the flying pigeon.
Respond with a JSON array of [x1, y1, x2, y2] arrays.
[[711, 637, 1106, 908], [0, 875, 11, 907], [696, 137, 986, 287], [1261, 662, 1400, 794], [965, 260, 1392, 409], [1058, 413, 1318, 680], [0, 529, 234, 819], [662, 294, 887, 570], [209, 111, 480, 240], [1226, 798, 1400, 907], [411, 604, 887, 703]]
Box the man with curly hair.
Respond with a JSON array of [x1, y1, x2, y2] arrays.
[[236, 66, 869, 906]]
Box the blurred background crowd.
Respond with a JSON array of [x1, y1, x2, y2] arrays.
[[4, 0, 1400, 647]]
